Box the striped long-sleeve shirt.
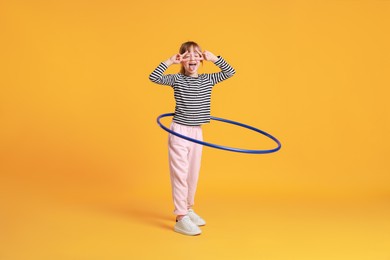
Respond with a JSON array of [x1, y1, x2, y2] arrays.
[[149, 56, 235, 126]]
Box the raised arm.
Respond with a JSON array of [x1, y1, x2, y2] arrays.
[[148, 51, 189, 86], [201, 50, 236, 85]]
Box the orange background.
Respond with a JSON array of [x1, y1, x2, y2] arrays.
[[1, 0, 389, 259]]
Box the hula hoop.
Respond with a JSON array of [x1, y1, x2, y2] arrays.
[[157, 113, 281, 154]]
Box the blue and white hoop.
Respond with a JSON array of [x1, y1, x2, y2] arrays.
[[157, 113, 281, 154]]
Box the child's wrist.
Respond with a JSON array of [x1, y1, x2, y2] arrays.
[[164, 59, 173, 66], [212, 56, 220, 63]]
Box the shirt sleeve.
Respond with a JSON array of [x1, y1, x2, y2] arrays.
[[149, 62, 176, 87], [206, 56, 236, 85]]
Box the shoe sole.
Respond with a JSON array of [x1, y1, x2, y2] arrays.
[[174, 226, 202, 236], [190, 220, 206, 226]]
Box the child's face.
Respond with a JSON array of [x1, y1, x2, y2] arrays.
[[181, 46, 202, 76]]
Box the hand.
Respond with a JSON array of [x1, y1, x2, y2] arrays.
[[200, 50, 218, 62], [165, 51, 190, 66]]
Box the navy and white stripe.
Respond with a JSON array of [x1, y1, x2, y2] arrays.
[[149, 56, 235, 126]]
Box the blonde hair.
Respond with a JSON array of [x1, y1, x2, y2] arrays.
[[179, 41, 203, 74]]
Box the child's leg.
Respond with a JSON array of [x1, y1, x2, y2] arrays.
[[168, 122, 190, 216], [187, 126, 203, 210]]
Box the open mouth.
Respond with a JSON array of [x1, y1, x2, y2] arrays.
[[189, 62, 197, 70]]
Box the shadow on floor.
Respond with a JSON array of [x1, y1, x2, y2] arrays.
[[94, 202, 173, 231]]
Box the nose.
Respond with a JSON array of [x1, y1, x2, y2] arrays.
[[189, 53, 196, 61]]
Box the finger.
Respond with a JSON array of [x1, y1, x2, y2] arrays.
[[180, 50, 189, 57], [175, 55, 183, 63], [195, 50, 203, 60]]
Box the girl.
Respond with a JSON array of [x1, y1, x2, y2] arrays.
[[149, 41, 235, 236]]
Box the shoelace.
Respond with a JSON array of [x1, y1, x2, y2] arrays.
[[183, 217, 198, 229], [188, 211, 201, 220]]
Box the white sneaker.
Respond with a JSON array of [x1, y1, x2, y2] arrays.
[[174, 216, 202, 236], [187, 209, 206, 226]]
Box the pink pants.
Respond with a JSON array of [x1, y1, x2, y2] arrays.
[[168, 122, 203, 216]]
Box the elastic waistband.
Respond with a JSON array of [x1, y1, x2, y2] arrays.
[[171, 121, 202, 129], [171, 121, 202, 128]]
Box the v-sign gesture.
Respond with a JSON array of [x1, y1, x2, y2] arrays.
[[201, 50, 218, 63], [165, 51, 190, 66]]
